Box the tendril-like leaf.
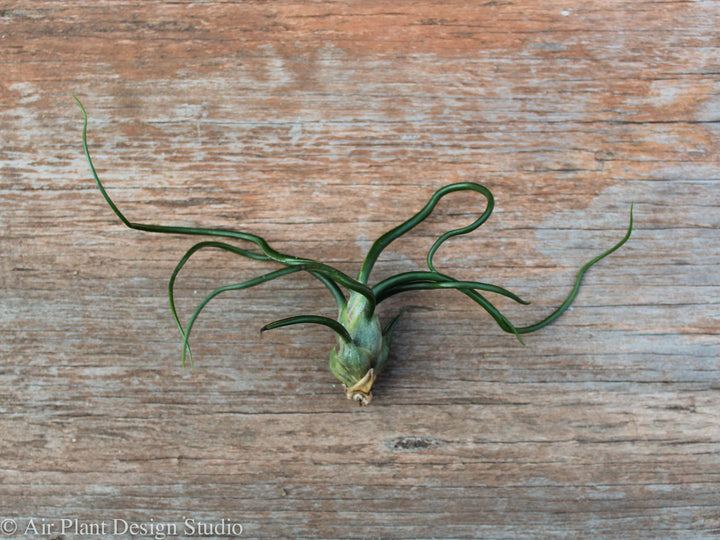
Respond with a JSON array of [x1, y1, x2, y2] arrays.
[[75, 95, 372, 310], [358, 182, 493, 283], [179, 263, 324, 367], [513, 203, 634, 335], [374, 270, 529, 305], [262, 315, 353, 344], [169, 240, 346, 352]]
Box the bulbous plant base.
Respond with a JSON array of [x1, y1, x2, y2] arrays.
[[342, 368, 376, 405]]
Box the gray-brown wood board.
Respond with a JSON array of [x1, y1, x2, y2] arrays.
[[1, 2, 718, 539]]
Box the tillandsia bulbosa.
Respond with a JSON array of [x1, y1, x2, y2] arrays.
[[74, 96, 633, 405]]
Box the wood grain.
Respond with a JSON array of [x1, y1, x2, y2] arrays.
[[1, 2, 719, 538]]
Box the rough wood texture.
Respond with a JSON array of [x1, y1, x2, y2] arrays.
[[2, 2, 719, 539]]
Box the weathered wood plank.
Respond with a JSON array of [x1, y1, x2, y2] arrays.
[[1, 1, 719, 539]]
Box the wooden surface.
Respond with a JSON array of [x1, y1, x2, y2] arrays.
[[2, 2, 719, 539]]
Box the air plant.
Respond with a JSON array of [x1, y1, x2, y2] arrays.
[[75, 96, 633, 405]]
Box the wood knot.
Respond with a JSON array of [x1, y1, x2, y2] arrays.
[[386, 436, 441, 452]]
